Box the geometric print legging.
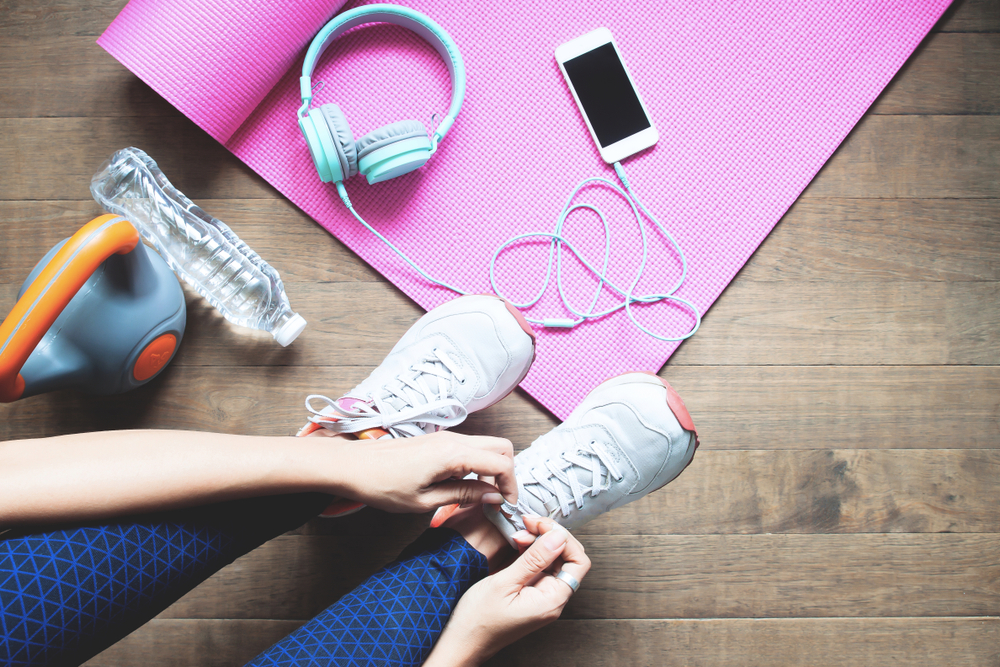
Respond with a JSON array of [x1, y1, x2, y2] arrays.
[[0, 492, 488, 667]]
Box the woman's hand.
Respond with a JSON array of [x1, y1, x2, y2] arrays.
[[423, 516, 591, 666], [319, 430, 518, 513]]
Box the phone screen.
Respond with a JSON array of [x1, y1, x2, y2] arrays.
[[563, 43, 651, 147]]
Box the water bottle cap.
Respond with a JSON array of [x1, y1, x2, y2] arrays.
[[273, 313, 307, 347]]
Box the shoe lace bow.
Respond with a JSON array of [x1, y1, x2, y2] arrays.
[[305, 347, 469, 438]]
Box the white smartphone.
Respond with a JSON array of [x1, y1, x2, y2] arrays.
[[555, 27, 658, 164]]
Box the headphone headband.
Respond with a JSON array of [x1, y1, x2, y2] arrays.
[[300, 4, 466, 141]]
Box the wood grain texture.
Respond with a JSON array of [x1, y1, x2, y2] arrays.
[[935, 0, 1000, 33], [1, 366, 997, 450], [3, 198, 998, 284], [490, 617, 1000, 667], [803, 116, 1000, 199], [83, 617, 1000, 667], [0, 39, 177, 119], [3, 279, 996, 368], [744, 199, 1000, 282], [152, 534, 1000, 620], [2, 116, 999, 201], [870, 32, 1000, 115], [1, 32, 996, 119], [572, 449, 1000, 536], [84, 620, 300, 667], [297, 449, 1000, 537], [0, 118, 273, 201], [668, 281, 1000, 366]]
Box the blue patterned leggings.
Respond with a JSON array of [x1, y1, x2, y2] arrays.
[[0, 493, 488, 667]]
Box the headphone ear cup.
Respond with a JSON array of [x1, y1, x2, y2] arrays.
[[300, 109, 338, 183], [355, 120, 432, 184], [319, 104, 359, 180]]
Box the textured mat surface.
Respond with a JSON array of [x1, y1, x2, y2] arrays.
[[99, 0, 951, 419]]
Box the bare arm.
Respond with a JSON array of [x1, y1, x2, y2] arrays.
[[0, 429, 518, 528]]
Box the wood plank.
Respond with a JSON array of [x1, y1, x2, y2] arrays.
[[0, 118, 275, 202], [2, 116, 999, 201], [83, 617, 1000, 667], [0, 0, 124, 37], [1, 364, 997, 451], [6, 279, 994, 368], [803, 116, 1000, 199], [869, 32, 1000, 115], [153, 534, 1000, 619], [294, 449, 1000, 537], [668, 281, 1000, 366], [572, 449, 1000, 536], [745, 199, 1000, 282], [84, 619, 300, 667], [3, 198, 998, 285], [3, 33, 997, 120], [491, 618, 1000, 667], [0, 39, 177, 119], [936, 0, 1000, 33]]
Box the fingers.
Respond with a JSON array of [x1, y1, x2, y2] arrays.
[[444, 445, 518, 505], [512, 529, 537, 553], [524, 515, 591, 584], [497, 522, 570, 588], [426, 479, 512, 508], [461, 435, 515, 460]]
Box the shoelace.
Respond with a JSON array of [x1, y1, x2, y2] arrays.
[[305, 347, 469, 438], [514, 439, 625, 520]]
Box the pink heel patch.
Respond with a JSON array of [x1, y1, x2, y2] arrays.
[[662, 381, 697, 435], [638, 371, 697, 435], [502, 299, 536, 343], [477, 293, 536, 343]]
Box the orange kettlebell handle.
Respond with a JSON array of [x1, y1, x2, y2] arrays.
[[0, 214, 140, 403]]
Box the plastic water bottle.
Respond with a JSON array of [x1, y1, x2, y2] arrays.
[[91, 147, 307, 346]]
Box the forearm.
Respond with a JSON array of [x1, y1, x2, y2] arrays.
[[424, 642, 485, 667], [0, 429, 351, 527]]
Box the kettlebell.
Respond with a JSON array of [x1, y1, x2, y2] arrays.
[[0, 214, 186, 403]]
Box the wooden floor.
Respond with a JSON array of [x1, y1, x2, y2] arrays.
[[2, 0, 999, 665]]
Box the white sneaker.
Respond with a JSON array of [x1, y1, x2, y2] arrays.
[[484, 372, 698, 544], [303, 294, 536, 439]]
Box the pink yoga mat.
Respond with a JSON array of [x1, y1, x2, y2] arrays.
[[99, 0, 951, 420]]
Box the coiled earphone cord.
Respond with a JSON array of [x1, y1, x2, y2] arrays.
[[336, 160, 701, 342]]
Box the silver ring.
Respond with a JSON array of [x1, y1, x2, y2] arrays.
[[555, 569, 580, 593]]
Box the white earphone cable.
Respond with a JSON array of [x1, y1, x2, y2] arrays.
[[336, 160, 701, 342]]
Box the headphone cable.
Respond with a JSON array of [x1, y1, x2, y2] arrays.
[[336, 161, 701, 342]]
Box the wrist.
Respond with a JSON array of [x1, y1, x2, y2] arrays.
[[424, 634, 486, 667], [426, 611, 498, 667], [277, 434, 356, 496], [292, 429, 364, 499]]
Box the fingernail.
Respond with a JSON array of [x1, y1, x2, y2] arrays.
[[481, 492, 504, 504], [511, 530, 533, 542], [542, 528, 568, 550]]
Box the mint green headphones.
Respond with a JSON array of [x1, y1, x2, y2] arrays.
[[297, 4, 466, 185]]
